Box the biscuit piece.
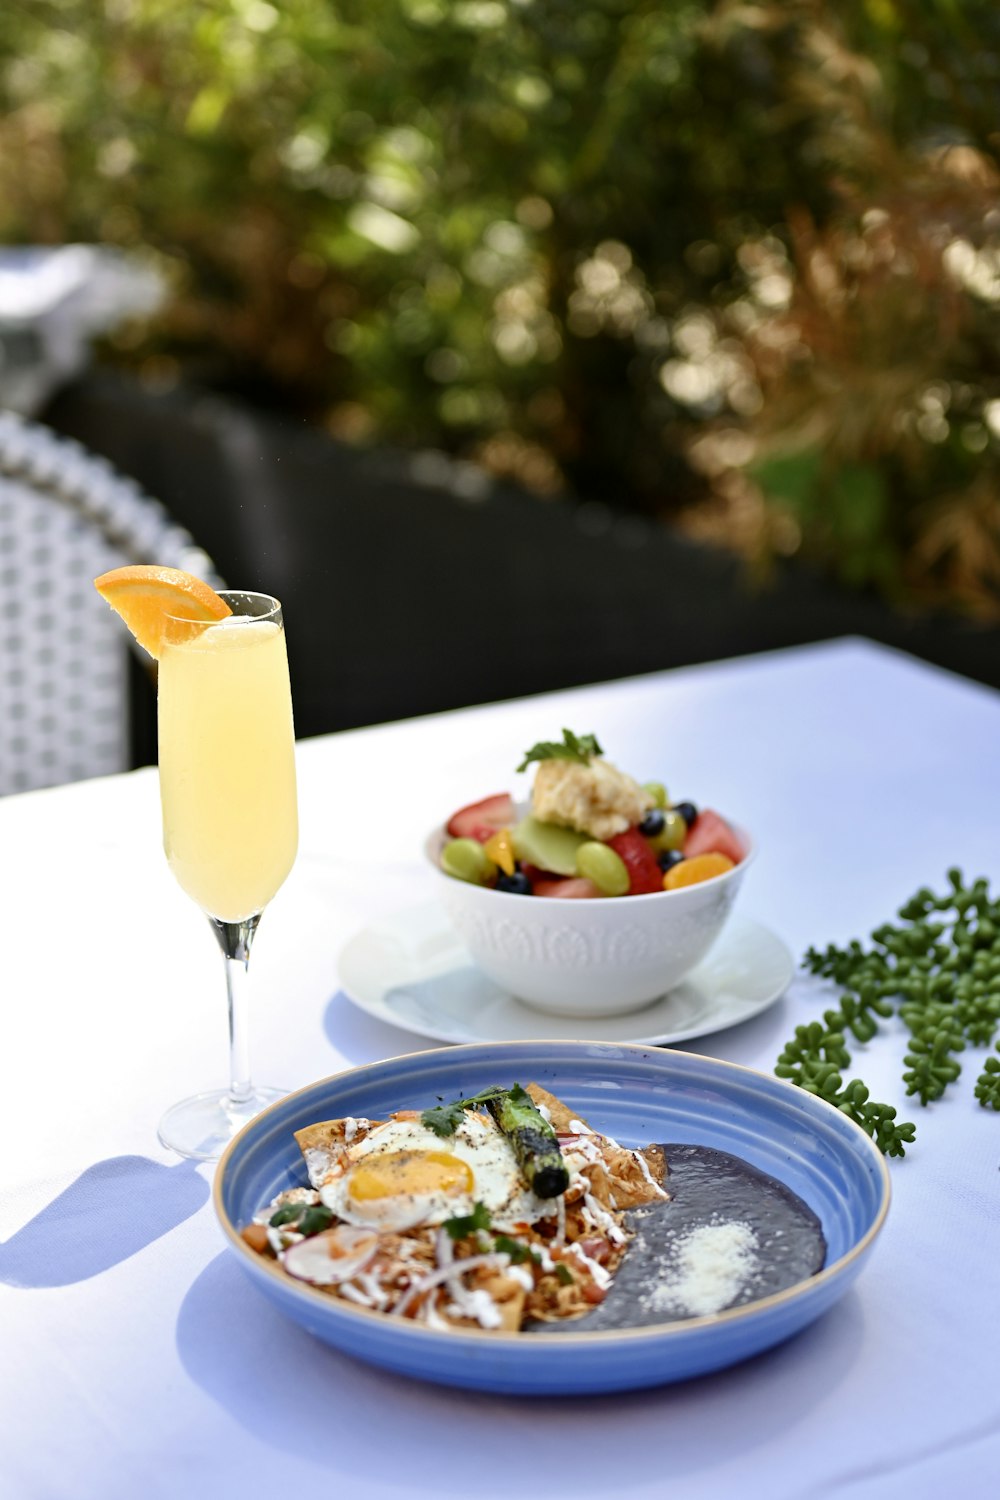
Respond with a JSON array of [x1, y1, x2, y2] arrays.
[[531, 757, 654, 840]]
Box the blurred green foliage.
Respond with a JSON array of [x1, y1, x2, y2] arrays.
[[3, 0, 1000, 615]]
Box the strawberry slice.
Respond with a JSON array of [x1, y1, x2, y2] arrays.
[[533, 876, 602, 898], [606, 827, 663, 895], [683, 809, 744, 865], [445, 792, 516, 843]]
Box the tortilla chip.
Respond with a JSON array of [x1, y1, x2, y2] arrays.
[[644, 1142, 667, 1183], [525, 1084, 667, 1204], [293, 1119, 355, 1188], [525, 1082, 588, 1133], [294, 1119, 348, 1155]]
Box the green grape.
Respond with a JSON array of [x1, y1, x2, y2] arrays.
[[647, 807, 687, 853], [643, 781, 668, 808], [441, 838, 497, 886], [576, 841, 630, 896]]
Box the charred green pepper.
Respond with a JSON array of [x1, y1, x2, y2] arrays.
[[484, 1083, 570, 1198]]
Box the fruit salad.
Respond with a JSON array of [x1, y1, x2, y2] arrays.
[[438, 729, 745, 898]]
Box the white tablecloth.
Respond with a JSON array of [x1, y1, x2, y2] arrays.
[[2, 637, 999, 1498]]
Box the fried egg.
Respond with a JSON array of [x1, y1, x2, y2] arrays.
[[317, 1111, 551, 1233]]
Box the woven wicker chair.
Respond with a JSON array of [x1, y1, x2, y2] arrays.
[[0, 410, 223, 795]]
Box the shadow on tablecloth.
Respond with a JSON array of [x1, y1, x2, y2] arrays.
[[0, 1156, 208, 1287], [323, 987, 438, 1063], [176, 1249, 866, 1488]]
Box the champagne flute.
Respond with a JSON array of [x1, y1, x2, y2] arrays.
[[155, 590, 298, 1161]]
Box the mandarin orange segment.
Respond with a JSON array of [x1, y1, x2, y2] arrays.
[[663, 852, 735, 890], [93, 565, 231, 660]]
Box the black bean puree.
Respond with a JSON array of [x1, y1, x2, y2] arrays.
[[529, 1143, 826, 1333]]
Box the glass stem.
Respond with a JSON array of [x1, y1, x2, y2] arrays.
[[208, 914, 261, 1108]]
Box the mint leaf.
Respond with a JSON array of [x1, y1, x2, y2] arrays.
[[517, 729, 603, 774]]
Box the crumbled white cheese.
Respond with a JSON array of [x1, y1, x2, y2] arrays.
[[304, 1146, 339, 1188], [531, 757, 654, 840], [252, 1185, 317, 1225], [448, 1289, 504, 1330], [266, 1224, 303, 1255], [645, 1221, 758, 1318]]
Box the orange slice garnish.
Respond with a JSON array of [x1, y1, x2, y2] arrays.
[[94, 565, 231, 659]]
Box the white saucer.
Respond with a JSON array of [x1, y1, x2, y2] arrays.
[[335, 903, 794, 1046]]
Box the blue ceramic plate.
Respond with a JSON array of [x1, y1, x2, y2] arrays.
[[214, 1042, 890, 1396]]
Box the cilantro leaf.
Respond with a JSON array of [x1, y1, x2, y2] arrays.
[[493, 1233, 541, 1266], [517, 729, 603, 774], [420, 1085, 509, 1138], [443, 1202, 492, 1240]]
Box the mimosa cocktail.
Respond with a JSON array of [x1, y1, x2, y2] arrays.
[[159, 613, 298, 921], [155, 589, 297, 1159], [93, 567, 298, 1162]]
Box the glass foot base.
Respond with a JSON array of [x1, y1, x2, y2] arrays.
[[157, 1085, 287, 1162]]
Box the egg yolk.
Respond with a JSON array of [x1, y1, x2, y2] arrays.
[[347, 1150, 475, 1202]]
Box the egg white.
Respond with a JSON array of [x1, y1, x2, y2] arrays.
[[317, 1111, 553, 1233]]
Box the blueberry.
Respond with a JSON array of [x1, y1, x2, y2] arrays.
[[674, 801, 698, 829], [639, 808, 666, 838], [497, 871, 533, 895], [657, 849, 685, 872]]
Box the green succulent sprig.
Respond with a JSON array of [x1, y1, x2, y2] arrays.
[[780, 868, 1000, 1155], [974, 1050, 1000, 1110]]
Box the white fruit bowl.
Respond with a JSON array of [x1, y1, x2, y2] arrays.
[[424, 820, 755, 1018]]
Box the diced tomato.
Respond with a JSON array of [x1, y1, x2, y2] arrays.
[[533, 876, 602, 898], [580, 1236, 613, 1265], [445, 793, 516, 843], [606, 827, 663, 895], [683, 809, 744, 865]]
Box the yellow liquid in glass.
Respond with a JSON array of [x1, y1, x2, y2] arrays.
[[158, 617, 298, 921]]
